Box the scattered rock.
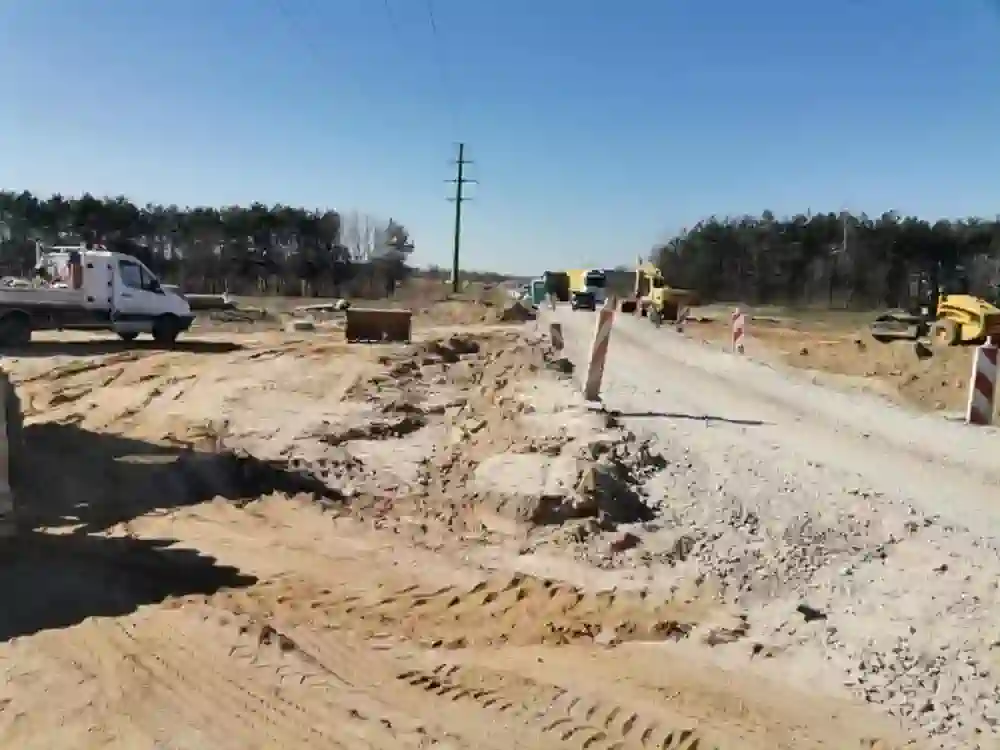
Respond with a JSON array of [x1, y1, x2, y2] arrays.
[[594, 627, 621, 647], [607, 530, 641, 553], [795, 603, 827, 622]]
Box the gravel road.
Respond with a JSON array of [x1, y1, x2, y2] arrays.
[[551, 306, 1000, 749]]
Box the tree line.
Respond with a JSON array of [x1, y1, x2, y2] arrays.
[[652, 211, 1000, 309], [0, 191, 416, 297]]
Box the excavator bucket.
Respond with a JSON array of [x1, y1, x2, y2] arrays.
[[869, 312, 926, 343], [345, 308, 413, 344]]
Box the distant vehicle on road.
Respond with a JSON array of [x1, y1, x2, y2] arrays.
[[571, 290, 597, 311], [581, 269, 608, 306]]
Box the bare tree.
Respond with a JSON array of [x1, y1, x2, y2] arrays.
[[341, 210, 381, 263]]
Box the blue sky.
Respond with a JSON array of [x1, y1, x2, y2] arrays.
[[2, 1, 1000, 274]]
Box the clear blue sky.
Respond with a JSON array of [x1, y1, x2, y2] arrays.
[[2, 1, 1000, 274]]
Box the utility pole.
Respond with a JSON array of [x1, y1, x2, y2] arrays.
[[447, 142, 475, 293]]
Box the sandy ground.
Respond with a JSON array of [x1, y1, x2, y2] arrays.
[[0, 298, 921, 750], [677, 307, 976, 415]]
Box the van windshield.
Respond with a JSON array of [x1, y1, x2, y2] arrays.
[[585, 272, 606, 287]]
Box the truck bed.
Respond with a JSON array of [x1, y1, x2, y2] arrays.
[[0, 286, 92, 308]]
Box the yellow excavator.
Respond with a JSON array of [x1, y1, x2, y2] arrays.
[[869, 266, 1000, 346], [620, 262, 697, 326]]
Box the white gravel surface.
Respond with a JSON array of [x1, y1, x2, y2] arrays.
[[548, 305, 1000, 750]]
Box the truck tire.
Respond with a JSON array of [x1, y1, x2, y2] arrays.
[[0, 312, 32, 347], [118, 332, 139, 342], [152, 315, 181, 346]]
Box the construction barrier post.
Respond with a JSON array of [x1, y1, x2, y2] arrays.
[[731, 309, 746, 354], [676, 305, 689, 333], [583, 297, 616, 402], [966, 339, 999, 425], [550, 322, 564, 351]]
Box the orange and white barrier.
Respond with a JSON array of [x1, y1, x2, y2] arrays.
[[966, 342, 998, 425], [583, 296, 616, 402], [731, 309, 746, 354]]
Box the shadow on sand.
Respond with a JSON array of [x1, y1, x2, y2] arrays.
[[0, 416, 341, 643]]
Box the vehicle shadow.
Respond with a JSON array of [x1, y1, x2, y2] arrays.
[[608, 409, 770, 427], [0, 532, 257, 642], [1, 340, 243, 357]]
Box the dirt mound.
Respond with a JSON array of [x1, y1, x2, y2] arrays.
[[416, 298, 495, 326], [790, 334, 974, 411], [688, 317, 977, 413], [498, 299, 536, 322]]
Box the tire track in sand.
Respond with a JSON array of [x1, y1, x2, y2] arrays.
[[398, 662, 705, 750], [215, 570, 706, 648]]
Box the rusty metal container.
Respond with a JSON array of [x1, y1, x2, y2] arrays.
[[345, 308, 413, 343]]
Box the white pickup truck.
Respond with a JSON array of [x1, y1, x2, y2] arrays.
[[0, 245, 194, 346]]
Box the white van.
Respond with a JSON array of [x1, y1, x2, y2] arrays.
[[0, 246, 194, 346]]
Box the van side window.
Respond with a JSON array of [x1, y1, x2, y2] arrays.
[[139, 266, 160, 291], [119, 260, 143, 289]]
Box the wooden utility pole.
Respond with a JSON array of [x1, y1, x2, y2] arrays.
[[447, 143, 475, 293]]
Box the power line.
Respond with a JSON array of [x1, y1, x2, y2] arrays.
[[446, 142, 475, 293], [421, 0, 461, 136], [381, 0, 403, 39]]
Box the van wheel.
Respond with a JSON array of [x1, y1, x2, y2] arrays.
[[152, 315, 180, 345], [118, 332, 139, 342], [0, 313, 32, 347]]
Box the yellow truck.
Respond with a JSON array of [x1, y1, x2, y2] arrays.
[[621, 262, 697, 326]]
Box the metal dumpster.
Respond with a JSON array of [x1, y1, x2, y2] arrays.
[[345, 308, 413, 343]]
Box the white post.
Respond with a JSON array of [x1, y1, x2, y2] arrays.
[[731, 309, 746, 354], [584, 296, 616, 402]]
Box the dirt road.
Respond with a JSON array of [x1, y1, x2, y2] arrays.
[[554, 306, 1000, 748]]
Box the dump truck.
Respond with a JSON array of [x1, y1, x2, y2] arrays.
[[620, 262, 659, 314], [569, 269, 608, 311], [543, 271, 571, 303], [0, 243, 194, 346], [620, 263, 697, 324]]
